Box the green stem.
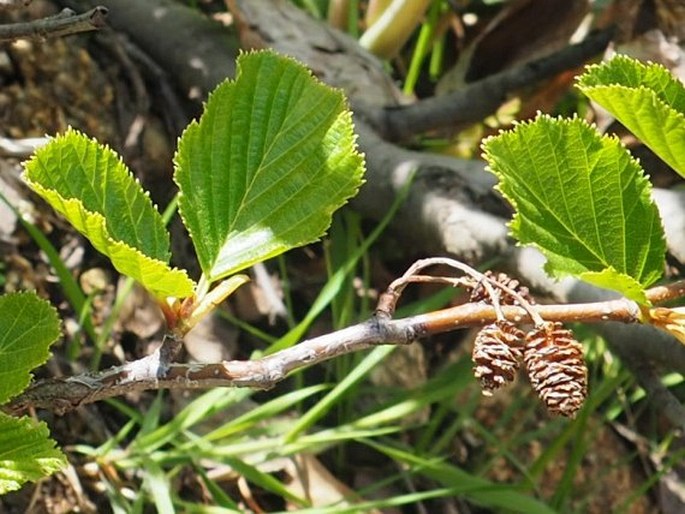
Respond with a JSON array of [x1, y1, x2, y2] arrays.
[[403, 0, 442, 95], [359, 0, 432, 59]]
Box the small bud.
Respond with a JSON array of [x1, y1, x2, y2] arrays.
[[524, 322, 587, 417], [646, 307, 685, 346], [472, 320, 525, 395]]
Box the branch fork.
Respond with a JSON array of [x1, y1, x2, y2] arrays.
[[7, 257, 685, 417]]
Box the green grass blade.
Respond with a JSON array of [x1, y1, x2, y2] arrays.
[[133, 388, 254, 453], [141, 458, 174, 514], [223, 457, 308, 507], [194, 466, 241, 509], [200, 384, 329, 442], [403, 0, 442, 95], [0, 191, 98, 344], [283, 345, 396, 443], [364, 439, 556, 514]]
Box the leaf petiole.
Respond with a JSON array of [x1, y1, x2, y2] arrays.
[[178, 274, 250, 335]]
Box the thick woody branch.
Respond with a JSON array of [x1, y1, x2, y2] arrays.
[[59, 0, 239, 101], [0, 6, 107, 42], [365, 27, 615, 141], [7, 294, 647, 415], [0, 136, 48, 158], [626, 364, 685, 429]]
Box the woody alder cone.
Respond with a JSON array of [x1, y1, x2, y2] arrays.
[[468, 271, 535, 305], [472, 320, 525, 395], [524, 322, 587, 417]]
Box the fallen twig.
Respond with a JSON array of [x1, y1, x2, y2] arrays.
[[0, 6, 107, 42], [624, 362, 685, 429], [0, 136, 48, 158], [9, 0, 685, 424]]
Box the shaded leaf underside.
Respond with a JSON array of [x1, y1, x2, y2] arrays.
[[24, 129, 194, 298], [578, 55, 685, 177]]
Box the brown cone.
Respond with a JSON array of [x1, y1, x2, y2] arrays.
[[472, 320, 525, 395], [524, 322, 587, 417], [469, 271, 535, 305]]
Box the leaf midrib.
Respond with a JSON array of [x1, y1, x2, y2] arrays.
[[511, 125, 609, 268], [225, 83, 334, 245]]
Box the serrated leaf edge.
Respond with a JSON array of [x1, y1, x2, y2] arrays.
[[580, 268, 649, 305], [578, 55, 685, 104], [22, 180, 194, 298], [481, 113, 665, 293], [174, 50, 365, 282], [577, 83, 685, 171]]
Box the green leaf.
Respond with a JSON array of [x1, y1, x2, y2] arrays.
[[577, 55, 685, 177], [482, 114, 665, 303], [579, 268, 649, 302], [0, 412, 66, 494], [0, 292, 60, 404], [24, 129, 194, 299], [175, 50, 365, 283]]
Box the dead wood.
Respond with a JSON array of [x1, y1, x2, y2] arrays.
[[0, 5, 107, 42]]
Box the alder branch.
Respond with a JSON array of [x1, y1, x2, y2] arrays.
[[627, 364, 685, 429], [49, 0, 685, 425], [7, 288, 648, 415], [58, 0, 239, 101], [0, 6, 107, 42]]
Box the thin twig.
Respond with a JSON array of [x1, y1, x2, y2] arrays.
[[6, 293, 645, 415], [644, 279, 685, 304], [481, 270, 542, 325], [379, 257, 543, 324], [0, 6, 108, 42]]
